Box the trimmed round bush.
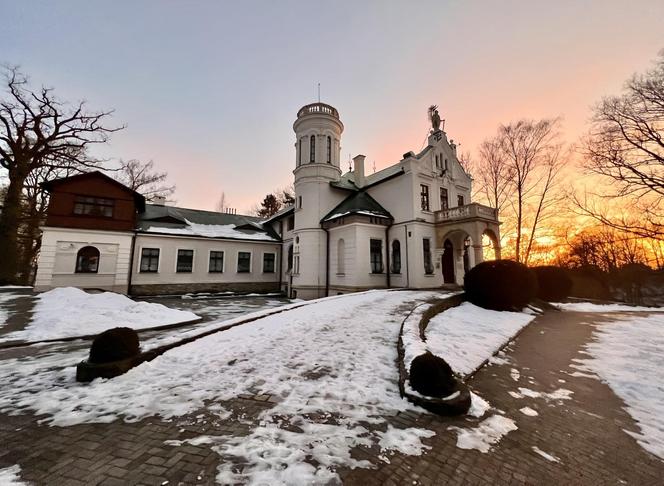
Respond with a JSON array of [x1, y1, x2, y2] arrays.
[[409, 352, 456, 398], [89, 327, 140, 364], [464, 259, 537, 311], [533, 266, 573, 301]]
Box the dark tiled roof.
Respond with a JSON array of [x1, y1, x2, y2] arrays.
[[331, 164, 405, 192], [137, 204, 279, 241], [321, 191, 393, 223]]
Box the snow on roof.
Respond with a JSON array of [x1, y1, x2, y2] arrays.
[[142, 219, 279, 241]]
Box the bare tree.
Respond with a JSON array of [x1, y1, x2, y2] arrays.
[[473, 140, 512, 213], [0, 66, 121, 283], [116, 159, 175, 202], [215, 191, 228, 212], [471, 118, 566, 264], [576, 51, 664, 239]]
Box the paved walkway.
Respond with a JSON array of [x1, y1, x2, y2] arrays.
[[1, 308, 663, 485]]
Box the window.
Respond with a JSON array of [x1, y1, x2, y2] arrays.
[[327, 136, 332, 163], [423, 238, 434, 275], [209, 251, 224, 273], [263, 253, 276, 273], [444, 159, 448, 170], [287, 216, 294, 231], [420, 184, 430, 211], [370, 239, 383, 274], [287, 245, 294, 272], [298, 196, 302, 209], [140, 248, 159, 273], [337, 238, 345, 274], [293, 255, 300, 274], [298, 138, 302, 165], [73, 196, 114, 217], [176, 249, 194, 273], [457, 195, 465, 207], [310, 135, 316, 163], [391, 240, 401, 274], [75, 246, 100, 273], [440, 188, 449, 210], [237, 251, 251, 273]]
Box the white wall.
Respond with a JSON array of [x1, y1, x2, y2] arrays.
[[35, 227, 134, 293], [131, 234, 281, 286]]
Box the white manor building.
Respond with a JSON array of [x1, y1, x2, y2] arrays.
[[35, 102, 500, 299]]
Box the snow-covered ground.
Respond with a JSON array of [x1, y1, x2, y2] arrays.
[[572, 313, 664, 459], [402, 301, 536, 378], [0, 290, 446, 484], [0, 287, 198, 342], [0, 465, 26, 485], [555, 302, 661, 313]]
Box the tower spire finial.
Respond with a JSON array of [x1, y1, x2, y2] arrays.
[[317, 83, 321, 103]]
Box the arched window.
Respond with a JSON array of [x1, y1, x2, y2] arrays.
[[391, 240, 401, 274], [327, 136, 332, 163], [337, 238, 345, 275], [298, 138, 302, 165], [309, 135, 316, 163], [75, 246, 100, 273]]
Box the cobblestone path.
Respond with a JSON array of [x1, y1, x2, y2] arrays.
[[1, 309, 662, 485]]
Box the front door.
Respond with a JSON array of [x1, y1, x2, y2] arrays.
[[442, 239, 455, 284]]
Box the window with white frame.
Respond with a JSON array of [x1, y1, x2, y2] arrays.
[[423, 238, 434, 275], [370, 239, 383, 273], [263, 253, 276, 273], [176, 249, 194, 273], [420, 184, 430, 211], [237, 252, 251, 273], [209, 251, 224, 273], [140, 248, 159, 273]]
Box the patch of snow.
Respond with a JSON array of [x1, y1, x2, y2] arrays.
[[377, 425, 435, 455], [0, 465, 27, 485], [520, 407, 538, 416], [508, 391, 523, 399], [468, 392, 491, 418], [573, 314, 664, 459], [449, 415, 517, 453], [0, 285, 32, 289], [517, 387, 573, 401], [489, 353, 510, 366], [145, 219, 278, 241], [532, 445, 560, 462], [0, 287, 199, 342], [425, 302, 535, 376], [555, 302, 660, 313], [0, 290, 442, 484]]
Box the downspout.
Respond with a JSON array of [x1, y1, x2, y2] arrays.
[[324, 226, 330, 297], [404, 224, 410, 288], [277, 244, 283, 295], [385, 223, 391, 289], [127, 231, 137, 295]]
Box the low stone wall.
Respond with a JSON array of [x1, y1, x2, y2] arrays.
[[129, 282, 281, 296]]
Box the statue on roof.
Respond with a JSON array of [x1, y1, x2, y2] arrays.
[[428, 105, 441, 132]]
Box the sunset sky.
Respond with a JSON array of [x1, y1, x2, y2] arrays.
[[2, 0, 664, 212]]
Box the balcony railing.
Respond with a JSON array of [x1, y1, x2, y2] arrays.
[[435, 203, 498, 223], [297, 102, 340, 119]]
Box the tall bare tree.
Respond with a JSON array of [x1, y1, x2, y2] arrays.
[[116, 159, 175, 201], [577, 51, 664, 239], [471, 118, 566, 264], [215, 191, 228, 212], [0, 66, 121, 283]]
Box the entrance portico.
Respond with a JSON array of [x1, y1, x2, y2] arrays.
[[434, 203, 501, 285]]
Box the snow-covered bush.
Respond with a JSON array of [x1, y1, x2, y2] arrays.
[[533, 266, 573, 301], [409, 352, 456, 398], [89, 327, 140, 364], [464, 260, 537, 311]]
